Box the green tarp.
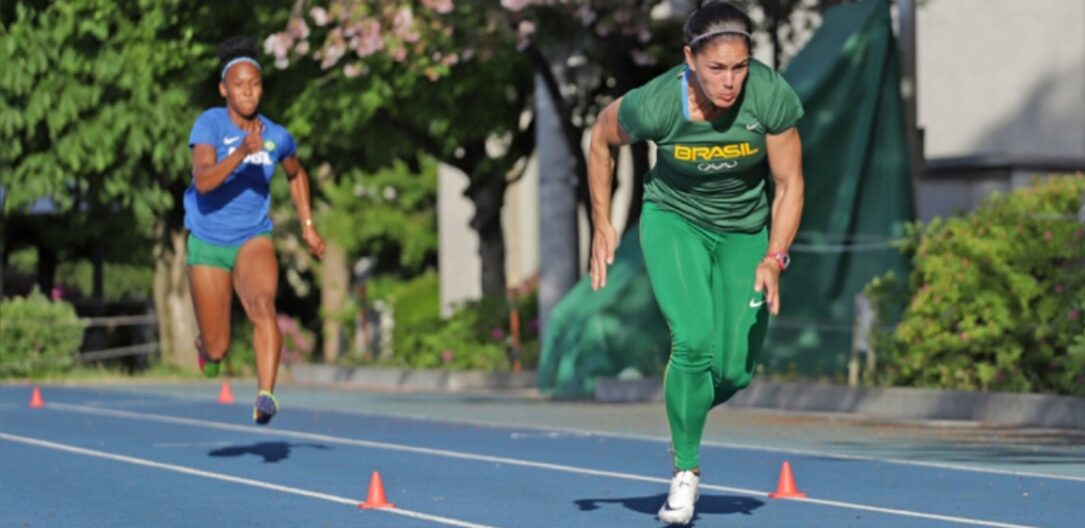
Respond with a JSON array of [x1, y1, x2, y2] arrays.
[[538, 0, 915, 396]]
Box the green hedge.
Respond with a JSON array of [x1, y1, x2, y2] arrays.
[[372, 272, 539, 371], [879, 175, 1085, 395], [0, 291, 87, 378]]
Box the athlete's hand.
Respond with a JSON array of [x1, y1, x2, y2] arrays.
[[590, 222, 618, 291], [303, 225, 326, 260], [753, 260, 781, 316], [240, 121, 264, 155]]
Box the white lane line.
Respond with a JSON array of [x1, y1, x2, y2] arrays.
[[41, 402, 1039, 528], [79, 399, 206, 408], [0, 432, 495, 528], [269, 403, 1085, 484], [64, 386, 1085, 483], [153, 441, 237, 448]]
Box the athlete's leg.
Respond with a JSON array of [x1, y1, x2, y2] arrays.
[[640, 204, 717, 472], [710, 228, 770, 407], [188, 262, 233, 378], [233, 235, 281, 395]]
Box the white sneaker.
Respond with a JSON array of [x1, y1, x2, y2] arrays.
[[657, 470, 700, 525]]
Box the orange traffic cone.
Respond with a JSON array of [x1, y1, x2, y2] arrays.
[[358, 471, 395, 509], [28, 386, 45, 409], [768, 461, 807, 499], [217, 382, 235, 404]]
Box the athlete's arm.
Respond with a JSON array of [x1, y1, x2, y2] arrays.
[[282, 154, 326, 259], [192, 123, 264, 194], [756, 126, 805, 315], [588, 97, 633, 291]]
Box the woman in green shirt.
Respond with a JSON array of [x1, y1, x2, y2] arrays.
[[587, 1, 805, 524]]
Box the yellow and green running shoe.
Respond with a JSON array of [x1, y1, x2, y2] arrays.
[[253, 391, 278, 425]]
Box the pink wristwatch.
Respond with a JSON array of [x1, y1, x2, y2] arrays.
[[766, 251, 790, 272]]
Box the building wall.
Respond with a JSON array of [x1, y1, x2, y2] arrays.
[[436, 163, 481, 316], [437, 139, 640, 314], [916, 0, 1085, 159]]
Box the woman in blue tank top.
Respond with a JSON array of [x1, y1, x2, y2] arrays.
[[183, 36, 325, 425]]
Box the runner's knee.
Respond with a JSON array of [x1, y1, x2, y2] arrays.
[[246, 292, 277, 321], [668, 322, 714, 372]]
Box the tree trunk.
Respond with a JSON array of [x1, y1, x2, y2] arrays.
[[153, 224, 197, 370], [536, 73, 581, 335], [320, 240, 349, 364], [469, 171, 509, 297], [36, 243, 56, 295]]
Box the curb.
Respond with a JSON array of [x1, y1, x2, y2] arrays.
[[285, 364, 537, 392], [594, 377, 1085, 430]]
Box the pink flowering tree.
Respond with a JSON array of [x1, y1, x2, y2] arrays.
[[267, 1, 684, 267], [267, 0, 535, 299]]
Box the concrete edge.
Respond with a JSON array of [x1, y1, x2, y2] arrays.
[[594, 377, 1085, 430], [284, 364, 538, 392]]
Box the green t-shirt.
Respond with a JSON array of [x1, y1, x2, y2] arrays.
[[618, 60, 803, 232]]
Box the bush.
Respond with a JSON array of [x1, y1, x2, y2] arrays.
[[371, 272, 540, 371], [0, 290, 87, 378], [879, 175, 1085, 395], [395, 296, 511, 370]]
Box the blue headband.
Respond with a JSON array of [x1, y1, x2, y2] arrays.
[[220, 57, 262, 80]]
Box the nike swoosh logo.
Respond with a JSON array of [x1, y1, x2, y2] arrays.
[[746, 123, 762, 131], [224, 136, 241, 144], [749, 298, 766, 308]]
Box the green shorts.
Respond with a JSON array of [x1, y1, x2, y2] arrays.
[[186, 232, 271, 271]]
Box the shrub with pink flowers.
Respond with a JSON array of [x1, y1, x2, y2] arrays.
[[876, 175, 1085, 395]]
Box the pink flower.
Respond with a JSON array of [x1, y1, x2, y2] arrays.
[[491, 327, 506, 341], [442, 349, 454, 363], [390, 46, 407, 63], [264, 32, 293, 64], [393, 7, 420, 43], [574, 5, 596, 26], [353, 19, 384, 58], [1070, 309, 1081, 321], [517, 20, 536, 39], [501, 0, 533, 12], [310, 6, 329, 27], [319, 28, 346, 69], [288, 17, 310, 40], [50, 287, 63, 301], [422, 0, 454, 14], [631, 49, 656, 66]]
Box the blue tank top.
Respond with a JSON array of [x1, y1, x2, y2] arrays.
[[183, 107, 297, 245]]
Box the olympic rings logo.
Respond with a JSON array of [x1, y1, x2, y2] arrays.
[[696, 161, 739, 172]]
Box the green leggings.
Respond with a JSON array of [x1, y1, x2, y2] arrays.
[[640, 203, 769, 470]]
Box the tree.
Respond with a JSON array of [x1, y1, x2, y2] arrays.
[[267, 0, 534, 299], [1, 0, 209, 366]]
